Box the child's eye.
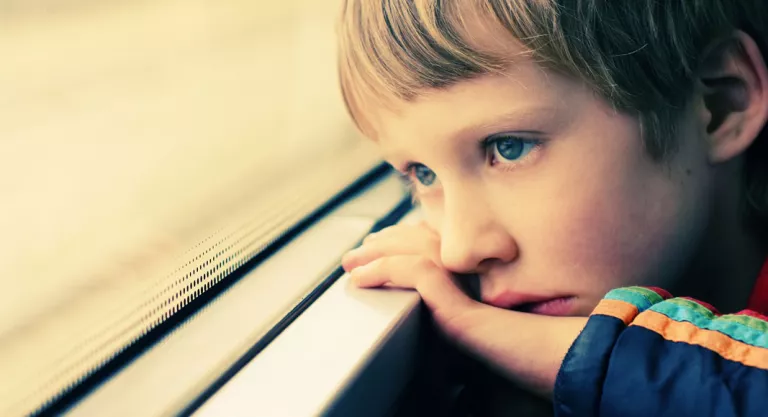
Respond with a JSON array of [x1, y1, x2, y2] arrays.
[[411, 163, 437, 186], [396, 163, 440, 204], [486, 135, 539, 166]]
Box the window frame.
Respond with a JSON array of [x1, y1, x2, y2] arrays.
[[59, 168, 420, 417]]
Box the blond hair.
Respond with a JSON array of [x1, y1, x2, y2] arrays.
[[337, 0, 768, 231]]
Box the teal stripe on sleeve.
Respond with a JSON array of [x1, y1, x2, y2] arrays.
[[649, 298, 768, 349], [604, 286, 665, 313]]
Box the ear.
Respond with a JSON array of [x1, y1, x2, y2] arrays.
[[697, 31, 768, 164]]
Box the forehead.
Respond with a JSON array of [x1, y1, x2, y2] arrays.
[[371, 61, 587, 154], [342, 1, 553, 141]]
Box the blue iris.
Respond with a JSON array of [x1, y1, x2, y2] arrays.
[[413, 164, 436, 186], [493, 137, 536, 161]]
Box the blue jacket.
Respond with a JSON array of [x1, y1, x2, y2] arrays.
[[554, 286, 768, 417]]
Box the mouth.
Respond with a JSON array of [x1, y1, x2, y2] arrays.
[[483, 292, 576, 316], [510, 296, 575, 316]]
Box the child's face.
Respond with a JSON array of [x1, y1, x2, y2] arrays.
[[369, 59, 714, 316]]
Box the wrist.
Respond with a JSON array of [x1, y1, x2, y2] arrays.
[[438, 305, 588, 397]]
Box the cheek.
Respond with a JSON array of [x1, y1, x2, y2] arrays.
[[542, 194, 664, 283], [418, 199, 443, 232], [509, 155, 705, 293]]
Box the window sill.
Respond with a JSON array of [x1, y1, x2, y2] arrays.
[[64, 171, 420, 417], [194, 272, 421, 417]]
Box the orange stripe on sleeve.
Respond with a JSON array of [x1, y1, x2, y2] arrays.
[[591, 299, 639, 325], [633, 310, 768, 370]]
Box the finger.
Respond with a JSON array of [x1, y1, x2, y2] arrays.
[[343, 228, 440, 272], [350, 255, 476, 319], [343, 234, 440, 271], [349, 255, 421, 288]]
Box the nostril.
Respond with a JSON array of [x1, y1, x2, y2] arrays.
[[475, 258, 503, 275]]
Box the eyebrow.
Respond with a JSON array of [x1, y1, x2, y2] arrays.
[[452, 105, 562, 140]]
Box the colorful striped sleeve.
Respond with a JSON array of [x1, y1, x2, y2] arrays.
[[553, 287, 768, 417]]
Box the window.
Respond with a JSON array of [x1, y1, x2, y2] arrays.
[[0, 1, 381, 415]]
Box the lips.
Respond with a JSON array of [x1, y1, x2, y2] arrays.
[[484, 292, 575, 316], [513, 297, 575, 316]]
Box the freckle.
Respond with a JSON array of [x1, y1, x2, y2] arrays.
[[686, 169, 692, 176]]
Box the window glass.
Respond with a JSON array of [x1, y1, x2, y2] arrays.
[[0, 1, 376, 415]]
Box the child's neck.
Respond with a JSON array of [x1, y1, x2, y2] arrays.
[[680, 224, 766, 313], [675, 164, 768, 313]]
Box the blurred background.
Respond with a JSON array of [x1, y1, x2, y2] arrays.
[[0, 1, 378, 414]]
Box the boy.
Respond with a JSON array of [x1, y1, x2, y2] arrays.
[[339, 0, 768, 415]]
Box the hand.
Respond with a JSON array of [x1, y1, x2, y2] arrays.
[[342, 222, 479, 332], [341, 222, 588, 397]]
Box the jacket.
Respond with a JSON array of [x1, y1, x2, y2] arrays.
[[555, 261, 768, 417]]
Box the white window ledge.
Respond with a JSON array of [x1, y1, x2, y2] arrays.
[[194, 274, 421, 417], [64, 172, 422, 417]]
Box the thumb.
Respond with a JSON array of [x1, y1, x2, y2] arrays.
[[414, 267, 485, 336]]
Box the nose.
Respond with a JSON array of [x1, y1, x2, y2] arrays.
[[438, 194, 518, 274]]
